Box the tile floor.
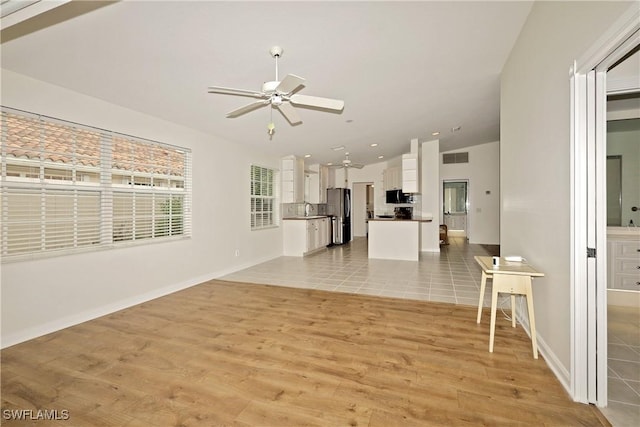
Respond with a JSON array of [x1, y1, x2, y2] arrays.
[[222, 236, 499, 307], [222, 236, 638, 426], [601, 304, 640, 426]]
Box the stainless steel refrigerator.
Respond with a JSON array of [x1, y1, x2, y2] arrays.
[[327, 188, 351, 245]]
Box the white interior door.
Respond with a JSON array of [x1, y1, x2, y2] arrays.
[[572, 11, 638, 405]]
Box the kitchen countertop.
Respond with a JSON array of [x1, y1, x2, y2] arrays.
[[282, 216, 329, 220], [368, 216, 433, 222]]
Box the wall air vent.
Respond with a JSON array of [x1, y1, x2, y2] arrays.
[[442, 152, 469, 164]]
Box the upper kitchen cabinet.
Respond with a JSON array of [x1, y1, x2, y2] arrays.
[[281, 155, 304, 203], [383, 166, 401, 190], [402, 153, 419, 193], [306, 164, 329, 204]]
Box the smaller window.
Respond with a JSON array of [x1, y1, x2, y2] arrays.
[[250, 164, 276, 230]]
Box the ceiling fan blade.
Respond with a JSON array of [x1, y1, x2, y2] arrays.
[[289, 94, 344, 111], [276, 102, 302, 125], [226, 100, 269, 118], [208, 86, 266, 99], [275, 74, 306, 94], [350, 163, 365, 169]]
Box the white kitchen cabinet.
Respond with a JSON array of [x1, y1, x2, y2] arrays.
[[383, 167, 401, 190], [281, 156, 304, 203], [306, 220, 317, 252], [402, 153, 419, 193], [319, 165, 329, 203], [318, 216, 329, 246], [306, 164, 329, 204], [607, 235, 640, 291], [307, 217, 329, 251], [283, 217, 330, 256]]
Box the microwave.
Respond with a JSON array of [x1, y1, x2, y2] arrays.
[[386, 189, 412, 204]]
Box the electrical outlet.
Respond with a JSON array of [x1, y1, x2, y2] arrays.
[[234, 249, 240, 257]]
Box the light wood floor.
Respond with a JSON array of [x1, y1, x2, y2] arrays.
[[1, 280, 609, 426]]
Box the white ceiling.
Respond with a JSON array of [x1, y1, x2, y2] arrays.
[[1, 0, 534, 166]]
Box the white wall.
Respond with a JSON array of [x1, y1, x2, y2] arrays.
[[352, 182, 369, 237], [500, 1, 632, 390], [1, 70, 283, 347], [345, 161, 387, 211], [421, 140, 440, 252], [441, 141, 500, 245]]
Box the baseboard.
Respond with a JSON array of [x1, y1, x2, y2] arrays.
[[516, 310, 572, 396], [1, 254, 281, 349]]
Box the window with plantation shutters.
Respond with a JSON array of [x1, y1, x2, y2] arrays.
[[250, 164, 276, 230], [0, 107, 192, 262]]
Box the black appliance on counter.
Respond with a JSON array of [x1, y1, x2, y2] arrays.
[[327, 188, 351, 245], [394, 207, 413, 219], [386, 189, 413, 204]]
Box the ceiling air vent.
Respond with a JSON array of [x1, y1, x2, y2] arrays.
[[442, 152, 469, 164]]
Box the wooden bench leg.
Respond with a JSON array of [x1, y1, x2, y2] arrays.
[[511, 294, 517, 328]]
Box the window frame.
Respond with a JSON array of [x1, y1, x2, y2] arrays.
[[250, 164, 278, 230], [0, 106, 192, 262]]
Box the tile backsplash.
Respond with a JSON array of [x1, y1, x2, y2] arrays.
[[282, 203, 328, 218]]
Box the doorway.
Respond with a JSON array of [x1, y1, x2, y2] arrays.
[[571, 5, 639, 409], [443, 180, 468, 238], [353, 182, 373, 237]]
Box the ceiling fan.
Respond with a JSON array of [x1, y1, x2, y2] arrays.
[[207, 46, 344, 127], [329, 152, 364, 169]]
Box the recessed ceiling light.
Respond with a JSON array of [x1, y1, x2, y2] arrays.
[[432, 131, 440, 136], [331, 145, 345, 151], [378, 155, 384, 159], [451, 126, 462, 132], [304, 154, 311, 158], [370, 143, 378, 147], [327, 162, 333, 166]]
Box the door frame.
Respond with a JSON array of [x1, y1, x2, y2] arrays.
[[570, 4, 639, 405], [442, 179, 469, 238]]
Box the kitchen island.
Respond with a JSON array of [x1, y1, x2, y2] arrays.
[[368, 217, 433, 261]]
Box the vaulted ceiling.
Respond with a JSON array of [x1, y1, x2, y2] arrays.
[[1, 1, 534, 166]]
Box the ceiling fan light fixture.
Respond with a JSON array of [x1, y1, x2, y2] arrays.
[[271, 94, 283, 106]]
